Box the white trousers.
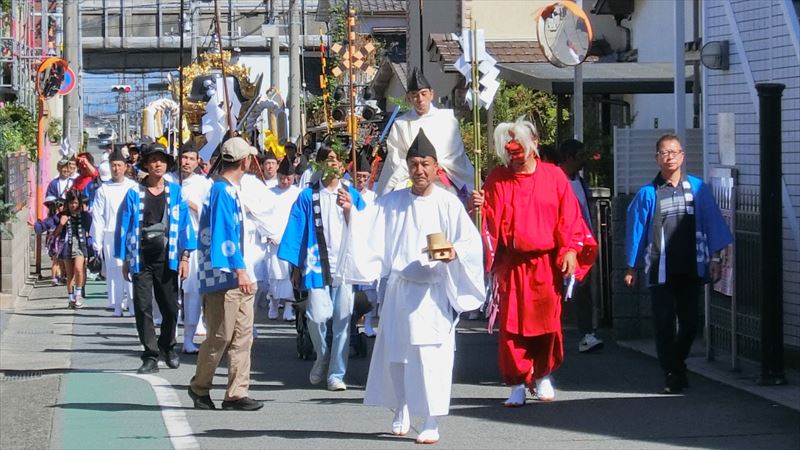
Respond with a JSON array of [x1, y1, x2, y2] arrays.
[[102, 233, 132, 314], [181, 250, 205, 345]]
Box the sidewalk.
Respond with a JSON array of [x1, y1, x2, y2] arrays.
[[618, 338, 800, 413], [2, 272, 800, 449], [0, 270, 76, 450]]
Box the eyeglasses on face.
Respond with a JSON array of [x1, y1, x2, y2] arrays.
[[656, 149, 683, 157]]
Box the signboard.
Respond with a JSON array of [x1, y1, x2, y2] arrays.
[[710, 168, 736, 297], [59, 67, 76, 96]]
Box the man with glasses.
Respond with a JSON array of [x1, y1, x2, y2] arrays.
[[624, 133, 732, 394], [374, 68, 474, 199]]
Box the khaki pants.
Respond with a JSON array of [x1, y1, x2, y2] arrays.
[[191, 288, 254, 400]]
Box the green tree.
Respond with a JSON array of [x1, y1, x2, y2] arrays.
[[461, 80, 567, 171], [0, 103, 36, 159]]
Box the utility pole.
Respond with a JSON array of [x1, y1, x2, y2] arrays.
[[191, 0, 199, 60], [288, 0, 301, 141], [63, 0, 82, 148], [270, 0, 280, 89]]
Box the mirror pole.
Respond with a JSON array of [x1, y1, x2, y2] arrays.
[[573, 0, 583, 141]]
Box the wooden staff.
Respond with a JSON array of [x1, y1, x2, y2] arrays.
[[178, 0, 185, 184], [213, 0, 235, 134], [207, 0, 237, 176], [470, 18, 482, 227]]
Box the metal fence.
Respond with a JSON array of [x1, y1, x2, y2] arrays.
[[707, 168, 762, 368]]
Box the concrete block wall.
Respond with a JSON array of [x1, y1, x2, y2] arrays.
[[1, 209, 31, 295]]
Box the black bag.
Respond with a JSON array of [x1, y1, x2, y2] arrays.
[[87, 253, 103, 274], [140, 222, 168, 259], [140, 196, 169, 260], [293, 300, 315, 360], [349, 291, 373, 359]]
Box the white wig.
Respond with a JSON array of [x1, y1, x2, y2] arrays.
[[493, 116, 539, 166]]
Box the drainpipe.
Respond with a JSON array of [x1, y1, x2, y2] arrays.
[[756, 82, 786, 386]]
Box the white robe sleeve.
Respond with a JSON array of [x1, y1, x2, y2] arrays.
[[90, 186, 106, 250], [443, 196, 485, 313], [339, 200, 387, 284], [436, 110, 476, 194], [375, 122, 410, 196]]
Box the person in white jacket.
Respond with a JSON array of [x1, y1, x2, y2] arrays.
[[90, 150, 138, 316], [264, 158, 302, 321], [178, 144, 213, 353]]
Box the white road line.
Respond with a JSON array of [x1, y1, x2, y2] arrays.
[[124, 373, 200, 450]]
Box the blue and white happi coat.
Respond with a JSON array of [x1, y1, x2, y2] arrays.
[[197, 178, 246, 294], [625, 174, 733, 286], [277, 181, 365, 289], [115, 181, 196, 274]]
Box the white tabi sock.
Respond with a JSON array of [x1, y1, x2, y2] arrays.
[[504, 384, 527, 407], [391, 404, 410, 435], [416, 416, 440, 444]]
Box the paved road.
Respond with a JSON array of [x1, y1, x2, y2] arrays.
[[1, 279, 799, 449]]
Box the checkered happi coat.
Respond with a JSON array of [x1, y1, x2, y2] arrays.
[[115, 181, 197, 273], [198, 179, 246, 294]]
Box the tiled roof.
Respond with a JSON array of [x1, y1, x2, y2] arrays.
[[355, 0, 407, 14], [317, 0, 406, 20], [371, 58, 408, 95], [428, 33, 550, 67], [390, 62, 408, 90]]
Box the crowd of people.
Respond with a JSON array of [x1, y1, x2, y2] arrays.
[[34, 68, 732, 445]]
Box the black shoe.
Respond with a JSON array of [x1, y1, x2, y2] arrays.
[[221, 397, 264, 411], [137, 359, 159, 374], [188, 386, 216, 410], [675, 371, 689, 389], [163, 351, 180, 369], [661, 373, 683, 394]]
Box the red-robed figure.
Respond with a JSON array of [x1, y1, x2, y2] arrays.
[[472, 118, 596, 406]]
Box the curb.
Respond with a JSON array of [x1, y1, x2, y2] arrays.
[[618, 339, 800, 413]]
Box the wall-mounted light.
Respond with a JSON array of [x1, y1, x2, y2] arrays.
[[700, 40, 729, 70]]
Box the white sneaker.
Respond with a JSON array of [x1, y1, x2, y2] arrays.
[[391, 405, 410, 436], [416, 416, 440, 444], [283, 304, 296, 321], [534, 376, 555, 401], [309, 358, 328, 385], [327, 378, 347, 391], [578, 333, 604, 353], [268, 299, 279, 320], [503, 384, 527, 407]]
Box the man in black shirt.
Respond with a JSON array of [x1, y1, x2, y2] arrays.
[[119, 144, 194, 374], [624, 134, 732, 394]]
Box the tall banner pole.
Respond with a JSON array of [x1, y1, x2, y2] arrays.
[[470, 18, 482, 227], [178, 0, 185, 182], [213, 0, 234, 134], [348, 9, 358, 178]]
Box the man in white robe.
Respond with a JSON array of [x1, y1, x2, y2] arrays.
[[352, 155, 379, 336], [264, 158, 302, 321], [239, 163, 272, 324], [178, 144, 213, 353], [91, 150, 138, 316], [374, 68, 474, 199], [260, 151, 279, 188], [344, 129, 484, 444]]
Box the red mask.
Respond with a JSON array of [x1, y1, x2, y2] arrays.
[[505, 141, 525, 162]]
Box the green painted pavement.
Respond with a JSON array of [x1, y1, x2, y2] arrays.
[[60, 373, 171, 449], [81, 279, 109, 307]]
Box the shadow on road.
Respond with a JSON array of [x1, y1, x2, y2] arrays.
[[195, 428, 409, 442]]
